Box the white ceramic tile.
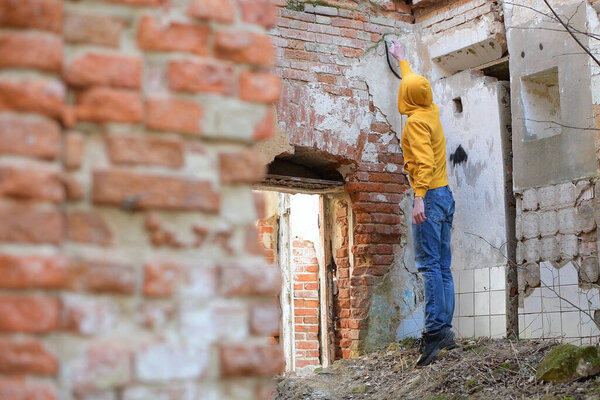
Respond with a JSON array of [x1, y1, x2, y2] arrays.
[[518, 314, 526, 336], [580, 288, 600, 311], [543, 312, 562, 338], [459, 293, 474, 317], [453, 272, 461, 295], [559, 285, 581, 311], [474, 292, 490, 316], [540, 261, 559, 289], [523, 289, 542, 314], [490, 315, 505, 338], [458, 316, 475, 338], [541, 287, 561, 313], [474, 315, 490, 337], [489, 266, 506, 290], [452, 317, 459, 332], [580, 311, 600, 337], [490, 290, 506, 315], [473, 268, 489, 292], [561, 311, 582, 337], [558, 262, 579, 286], [523, 313, 543, 338], [459, 269, 473, 293]]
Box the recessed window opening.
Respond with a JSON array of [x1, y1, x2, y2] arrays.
[[453, 97, 463, 114], [520, 66, 561, 141]]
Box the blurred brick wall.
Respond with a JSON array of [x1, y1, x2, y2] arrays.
[[0, 0, 282, 398]]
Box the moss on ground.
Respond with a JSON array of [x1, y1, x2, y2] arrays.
[[536, 344, 600, 382]]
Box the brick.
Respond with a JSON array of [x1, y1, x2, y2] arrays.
[[0, 206, 63, 244], [66, 211, 113, 246], [253, 109, 276, 141], [0, 0, 62, 33], [106, 135, 184, 168], [64, 12, 128, 48], [578, 203, 597, 233], [240, 0, 277, 29], [167, 60, 235, 95], [75, 87, 143, 124], [65, 53, 142, 89], [538, 185, 557, 209], [0, 32, 62, 72], [137, 16, 210, 55], [67, 259, 136, 295], [250, 300, 280, 336], [71, 344, 131, 392], [0, 339, 58, 375], [0, 378, 57, 400], [64, 131, 85, 169], [221, 263, 281, 296], [558, 207, 577, 234], [145, 98, 203, 135], [59, 294, 118, 336], [540, 236, 559, 261], [522, 188, 538, 211], [187, 0, 236, 23], [219, 149, 266, 184], [581, 256, 599, 283], [215, 31, 274, 66], [136, 342, 208, 382], [143, 262, 181, 297], [0, 166, 65, 203], [0, 79, 65, 120], [538, 210, 557, 237], [220, 343, 284, 377], [0, 296, 59, 333], [557, 182, 576, 206], [521, 212, 538, 239], [239, 71, 281, 103], [559, 235, 578, 260], [0, 254, 67, 289], [0, 116, 60, 160], [93, 170, 221, 213]]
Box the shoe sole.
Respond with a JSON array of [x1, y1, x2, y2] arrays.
[[416, 330, 455, 367]]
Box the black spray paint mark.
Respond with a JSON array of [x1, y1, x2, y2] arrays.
[[449, 145, 468, 166]]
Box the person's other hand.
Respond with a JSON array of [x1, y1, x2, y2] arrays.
[[388, 40, 405, 61], [413, 196, 426, 225]]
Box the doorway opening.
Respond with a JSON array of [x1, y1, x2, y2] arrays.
[[254, 153, 350, 374]]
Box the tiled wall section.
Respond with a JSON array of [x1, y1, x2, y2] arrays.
[[519, 262, 600, 345], [454, 265, 507, 339], [516, 180, 600, 344]]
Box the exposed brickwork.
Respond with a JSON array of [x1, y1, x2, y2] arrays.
[[292, 239, 321, 368], [0, 0, 281, 397], [272, 0, 411, 358]]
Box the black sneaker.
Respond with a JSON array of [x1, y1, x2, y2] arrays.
[[419, 331, 456, 352], [416, 329, 455, 367]]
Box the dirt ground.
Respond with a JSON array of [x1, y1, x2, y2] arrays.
[[275, 338, 600, 400]]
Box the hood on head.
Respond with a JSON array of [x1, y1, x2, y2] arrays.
[[398, 73, 433, 116]]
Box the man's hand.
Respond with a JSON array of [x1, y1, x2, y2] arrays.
[[413, 196, 426, 225], [388, 40, 405, 61]]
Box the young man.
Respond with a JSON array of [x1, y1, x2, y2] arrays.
[[388, 41, 456, 366]]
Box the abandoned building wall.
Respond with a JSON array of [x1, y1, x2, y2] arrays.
[[271, 0, 416, 357], [505, 0, 600, 343], [0, 0, 282, 399]]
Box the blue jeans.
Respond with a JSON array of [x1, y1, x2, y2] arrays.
[[412, 186, 455, 334]]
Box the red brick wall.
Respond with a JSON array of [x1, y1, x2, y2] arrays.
[[272, 1, 411, 357], [292, 238, 321, 368], [0, 0, 282, 398]]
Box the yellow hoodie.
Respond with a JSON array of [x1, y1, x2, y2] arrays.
[[397, 60, 448, 198]]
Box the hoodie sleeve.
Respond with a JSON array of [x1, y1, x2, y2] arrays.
[[398, 60, 412, 78], [404, 119, 434, 198]]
